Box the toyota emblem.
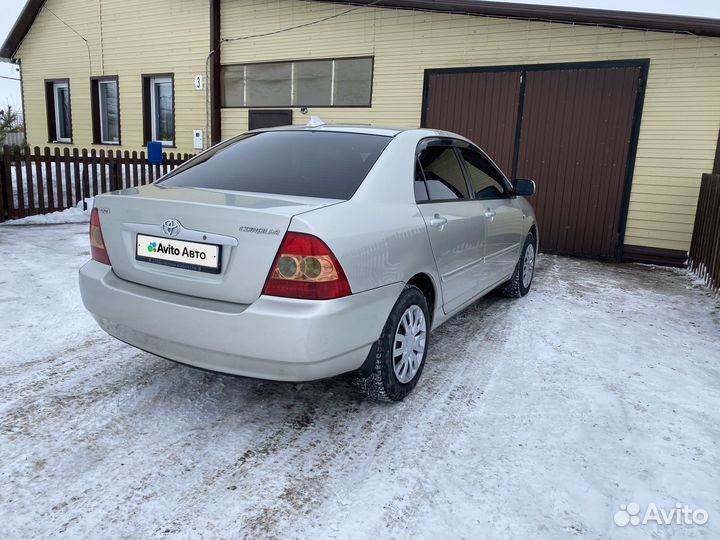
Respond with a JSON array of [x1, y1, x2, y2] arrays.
[[162, 219, 181, 237]]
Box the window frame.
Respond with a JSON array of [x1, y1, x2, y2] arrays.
[[142, 73, 175, 147], [415, 137, 514, 204], [220, 56, 374, 109], [45, 79, 73, 144], [415, 138, 473, 204], [90, 76, 121, 145], [456, 146, 511, 201]]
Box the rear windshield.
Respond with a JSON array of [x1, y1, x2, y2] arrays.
[[158, 130, 392, 200]]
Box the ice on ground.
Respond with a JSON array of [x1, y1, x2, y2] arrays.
[[0, 223, 719, 540]]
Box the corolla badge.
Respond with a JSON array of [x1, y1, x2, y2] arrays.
[[162, 219, 181, 237]]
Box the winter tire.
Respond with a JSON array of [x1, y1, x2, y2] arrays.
[[355, 285, 430, 401], [499, 232, 536, 298]]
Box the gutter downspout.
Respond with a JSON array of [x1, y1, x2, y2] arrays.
[[209, 0, 221, 146]]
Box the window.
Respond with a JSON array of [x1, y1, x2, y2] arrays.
[[91, 77, 120, 144], [45, 80, 72, 143], [158, 131, 391, 200], [295, 60, 332, 106], [459, 148, 507, 200], [417, 145, 470, 201], [221, 57, 373, 107], [333, 57, 372, 106], [246, 63, 291, 107], [143, 75, 174, 146]]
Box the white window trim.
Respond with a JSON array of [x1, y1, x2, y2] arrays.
[[53, 82, 71, 143], [330, 60, 336, 106], [150, 76, 174, 147], [98, 79, 119, 145]]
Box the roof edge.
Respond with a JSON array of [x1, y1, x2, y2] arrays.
[[309, 0, 720, 38], [1, 0, 45, 61]]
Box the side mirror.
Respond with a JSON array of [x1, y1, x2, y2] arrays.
[[513, 178, 536, 197]]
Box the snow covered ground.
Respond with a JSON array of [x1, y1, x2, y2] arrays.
[[1, 223, 719, 540], [3, 199, 92, 226]]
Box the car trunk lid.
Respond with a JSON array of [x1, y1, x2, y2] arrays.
[[95, 184, 341, 304]]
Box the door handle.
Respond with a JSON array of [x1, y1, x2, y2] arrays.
[[429, 214, 448, 228], [484, 209, 497, 218]]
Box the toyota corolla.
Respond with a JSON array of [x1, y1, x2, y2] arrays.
[[79, 123, 537, 401]]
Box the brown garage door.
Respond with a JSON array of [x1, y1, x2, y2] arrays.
[[423, 70, 522, 174], [422, 61, 647, 260]]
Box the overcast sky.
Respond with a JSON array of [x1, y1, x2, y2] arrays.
[[1, 0, 718, 109]]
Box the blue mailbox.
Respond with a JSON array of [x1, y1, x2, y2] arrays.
[[147, 141, 163, 165]]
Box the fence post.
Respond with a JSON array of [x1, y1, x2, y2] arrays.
[[63, 148, 72, 208], [43, 146, 54, 211], [0, 146, 7, 222], [81, 148, 90, 210], [53, 147, 63, 209], [139, 151, 147, 185], [107, 150, 116, 191]]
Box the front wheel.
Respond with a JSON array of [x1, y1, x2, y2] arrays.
[[355, 285, 430, 401], [499, 232, 536, 298]]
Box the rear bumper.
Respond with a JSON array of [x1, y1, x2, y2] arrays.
[[79, 260, 403, 381]]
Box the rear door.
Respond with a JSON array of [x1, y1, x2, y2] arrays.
[[457, 146, 523, 286], [416, 140, 486, 314]]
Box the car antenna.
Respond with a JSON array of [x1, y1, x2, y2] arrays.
[[306, 116, 326, 128]]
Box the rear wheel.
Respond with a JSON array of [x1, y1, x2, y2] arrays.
[[355, 285, 430, 401], [499, 232, 536, 298]]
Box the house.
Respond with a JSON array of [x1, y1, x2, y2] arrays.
[[1, 0, 719, 265]]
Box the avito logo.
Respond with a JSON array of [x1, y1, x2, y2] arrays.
[[147, 241, 207, 260]]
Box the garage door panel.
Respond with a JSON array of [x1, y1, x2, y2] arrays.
[[516, 66, 642, 258], [424, 71, 521, 174]]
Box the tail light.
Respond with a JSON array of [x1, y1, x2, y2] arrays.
[[263, 232, 351, 300], [90, 208, 111, 266]]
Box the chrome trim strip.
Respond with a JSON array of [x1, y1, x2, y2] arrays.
[[123, 223, 239, 247], [441, 257, 484, 282], [484, 243, 520, 261]]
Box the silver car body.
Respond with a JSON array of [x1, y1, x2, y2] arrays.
[[79, 126, 537, 381]]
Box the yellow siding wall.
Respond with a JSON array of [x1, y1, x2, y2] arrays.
[[220, 1, 720, 253], [17, 0, 208, 154]]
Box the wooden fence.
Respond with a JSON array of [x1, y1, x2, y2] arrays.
[[0, 145, 193, 222], [689, 173, 720, 294]]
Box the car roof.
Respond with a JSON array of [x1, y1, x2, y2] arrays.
[[249, 124, 467, 140]]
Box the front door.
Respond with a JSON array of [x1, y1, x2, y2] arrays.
[[456, 145, 523, 286]]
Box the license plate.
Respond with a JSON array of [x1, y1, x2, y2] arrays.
[[135, 234, 221, 274]]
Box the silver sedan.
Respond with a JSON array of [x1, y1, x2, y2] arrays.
[[79, 123, 538, 401]]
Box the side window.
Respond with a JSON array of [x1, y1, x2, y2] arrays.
[[91, 77, 120, 145], [414, 158, 429, 202], [418, 145, 470, 201], [45, 80, 72, 143], [142, 74, 175, 146], [459, 148, 507, 200]]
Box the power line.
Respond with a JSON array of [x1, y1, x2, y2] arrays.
[[205, 0, 383, 148], [0, 75, 21, 81], [221, 1, 382, 43], [43, 5, 93, 75]]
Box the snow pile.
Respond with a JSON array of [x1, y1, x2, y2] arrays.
[[2, 198, 93, 225]]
